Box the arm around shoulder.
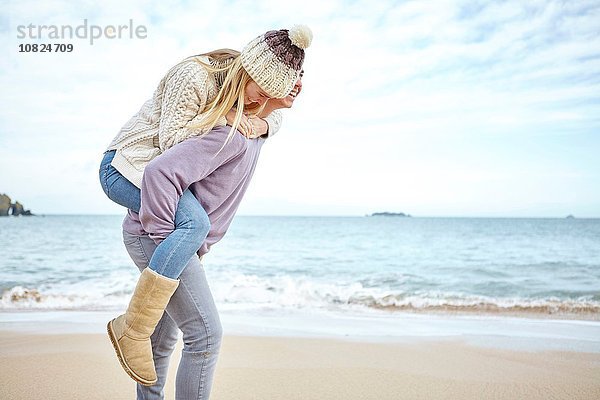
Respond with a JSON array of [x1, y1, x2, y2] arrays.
[[261, 109, 283, 138]]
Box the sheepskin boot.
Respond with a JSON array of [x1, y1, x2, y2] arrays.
[[107, 267, 179, 386]]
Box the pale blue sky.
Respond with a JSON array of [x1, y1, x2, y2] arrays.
[[1, 0, 599, 216]]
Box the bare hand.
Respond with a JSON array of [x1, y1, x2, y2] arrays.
[[225, 109, 267, 139]]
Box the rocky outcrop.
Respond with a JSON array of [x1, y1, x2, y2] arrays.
[[0, 194, 10, 216], [0, 193, 34, 216], [11, 202, 24, 216]]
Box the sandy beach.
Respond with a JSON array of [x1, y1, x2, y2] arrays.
[[1, 328, 599, 400]]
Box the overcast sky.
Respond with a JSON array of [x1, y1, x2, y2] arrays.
[[1, 0, 599, 217]]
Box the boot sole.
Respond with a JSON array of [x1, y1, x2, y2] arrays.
[[107, 320, 157, 386]]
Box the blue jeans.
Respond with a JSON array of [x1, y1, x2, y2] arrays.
[[99, 150, 210, 279], [124, 230, 222, 400]]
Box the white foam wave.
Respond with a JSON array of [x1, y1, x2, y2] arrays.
[[208, 273, 600, 315], [1, 285, 125, 310], [2, 272, 599, 316], [0, 270, 136, 310]]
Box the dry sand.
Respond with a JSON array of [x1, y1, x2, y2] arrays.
[[1, 331, 599, 400]]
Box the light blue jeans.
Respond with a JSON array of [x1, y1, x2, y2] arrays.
[[99, 150, 210, 279], [123, 230, 222, 400]]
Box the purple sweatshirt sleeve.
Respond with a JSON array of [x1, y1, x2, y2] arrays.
[[139, 127, 245, 244]]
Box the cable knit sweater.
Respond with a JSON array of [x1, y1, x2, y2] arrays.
[[106, 55, 282, 188]]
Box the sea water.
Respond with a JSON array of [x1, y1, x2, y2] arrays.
[[1, 215, 599, 318]]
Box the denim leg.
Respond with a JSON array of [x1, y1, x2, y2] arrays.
[[148, 190, 211, 279], [101, 151, 210, 280], [99, 151, 142, 212], [123, 231, 179, 400], [123, 231, 223, 400], [136, 309, 179, 399], [171, 266, 222, 400]]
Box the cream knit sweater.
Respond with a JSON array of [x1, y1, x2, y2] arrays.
[[106, 56, 282, 188]]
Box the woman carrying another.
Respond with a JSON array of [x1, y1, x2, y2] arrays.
[[99, 25, 311, 393], [128, 74, 303, 399]]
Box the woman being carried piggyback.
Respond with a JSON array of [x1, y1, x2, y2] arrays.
[[99, 25, 311, 394]]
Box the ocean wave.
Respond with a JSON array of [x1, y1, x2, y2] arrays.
[[209, 274, 600, 317], [348, 293, 600, 316], [0, 285, 129, 310], [2, 274, 599, 318]]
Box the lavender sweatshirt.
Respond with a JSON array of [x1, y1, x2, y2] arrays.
[[122, 126, 264, 257]]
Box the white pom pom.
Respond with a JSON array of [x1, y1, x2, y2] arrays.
[[288, 24, 313, 49]]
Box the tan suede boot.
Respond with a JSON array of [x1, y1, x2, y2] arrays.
[[107, 268, 179, 386]]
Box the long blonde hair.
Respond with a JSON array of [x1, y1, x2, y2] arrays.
[[187, 49, 266, 148]]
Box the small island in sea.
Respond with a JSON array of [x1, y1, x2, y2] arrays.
[[369, 212, 411, 217], [0, 193, 34, 216]]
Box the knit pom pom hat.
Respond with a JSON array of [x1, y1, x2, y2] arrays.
[[241, 25, 312, 98]]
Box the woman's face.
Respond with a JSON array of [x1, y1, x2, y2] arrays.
[[279, 74, 303, 108], [244, 81, 271, 106], [265, 72, 304, 110]]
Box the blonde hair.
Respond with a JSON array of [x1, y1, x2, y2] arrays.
[[187, 49, 267, 149]]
